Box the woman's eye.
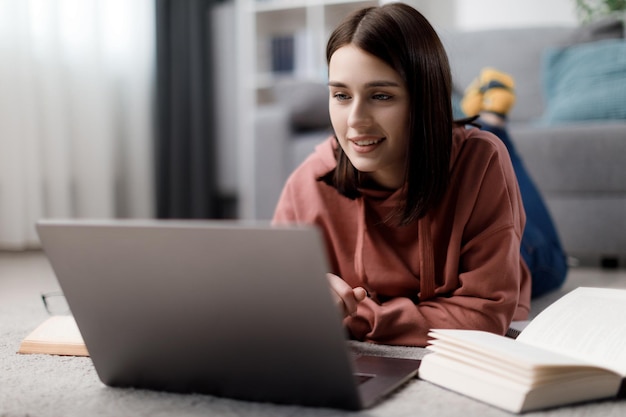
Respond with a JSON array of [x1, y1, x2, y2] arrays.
[[373, 93, 392, 101], [333, 93, 350, 101]]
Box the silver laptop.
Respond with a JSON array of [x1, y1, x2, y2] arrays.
[[36, 219, 420, 410]]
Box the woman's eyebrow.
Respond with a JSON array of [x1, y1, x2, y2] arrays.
[[366, 80, 401, 87], [328, 80, 401, 88]]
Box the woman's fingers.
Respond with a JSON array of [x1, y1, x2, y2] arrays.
[[326, 273, 367, 317]]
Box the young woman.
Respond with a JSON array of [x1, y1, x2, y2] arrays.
[[272, 2, 530, 347]]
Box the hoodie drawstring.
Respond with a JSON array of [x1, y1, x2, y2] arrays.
[[418, 213, 436, 301], [354, 198, 368, 288]]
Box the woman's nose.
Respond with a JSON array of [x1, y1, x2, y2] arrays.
[[347, 99, 371, 128]]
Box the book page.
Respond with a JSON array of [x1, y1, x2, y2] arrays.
[[18, 315, 88, 356], [429, 329, 594, 369], [517, 287, 626, 375]]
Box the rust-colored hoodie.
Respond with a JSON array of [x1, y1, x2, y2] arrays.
[[273, 126, 531, 347]]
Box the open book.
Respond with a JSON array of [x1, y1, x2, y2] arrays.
[[18, 315, 89, 357], [419, 287, 626, 413]]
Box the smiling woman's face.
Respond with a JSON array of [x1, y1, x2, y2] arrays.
[[328, 44, 410, 190]]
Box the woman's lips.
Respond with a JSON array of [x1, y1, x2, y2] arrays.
[[350, 136, 385, 153]]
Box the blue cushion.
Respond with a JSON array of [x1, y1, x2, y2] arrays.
[[541, 39, 626, 124], [451, 89, 465, 119]]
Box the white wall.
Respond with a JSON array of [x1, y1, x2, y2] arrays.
[[406, 0, 579, 30], [454, 0, 578, 30]]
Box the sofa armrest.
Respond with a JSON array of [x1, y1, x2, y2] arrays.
[[253, 104, 291, 220], [510, 121, 626, 194]]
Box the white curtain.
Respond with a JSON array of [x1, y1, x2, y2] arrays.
[[0, 0, 155, 249]]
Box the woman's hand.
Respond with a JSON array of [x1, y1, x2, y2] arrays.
[[326, 273, 367, 318]]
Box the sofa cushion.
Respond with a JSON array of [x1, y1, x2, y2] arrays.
[[563, 16, 624, 46], [440, 27, 576, 124], [440, 20, 625, 123], [541, 39, 626, 124]]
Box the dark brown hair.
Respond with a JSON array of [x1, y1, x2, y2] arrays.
[[324, 3, 453, 225]]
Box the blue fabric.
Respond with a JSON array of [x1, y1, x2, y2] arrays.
[[480, 123, 568, 298], [542, 39, 626, 124], [451, 89, 465, 120]]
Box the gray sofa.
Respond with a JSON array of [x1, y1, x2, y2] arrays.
[[253, 20, 626, 266]]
